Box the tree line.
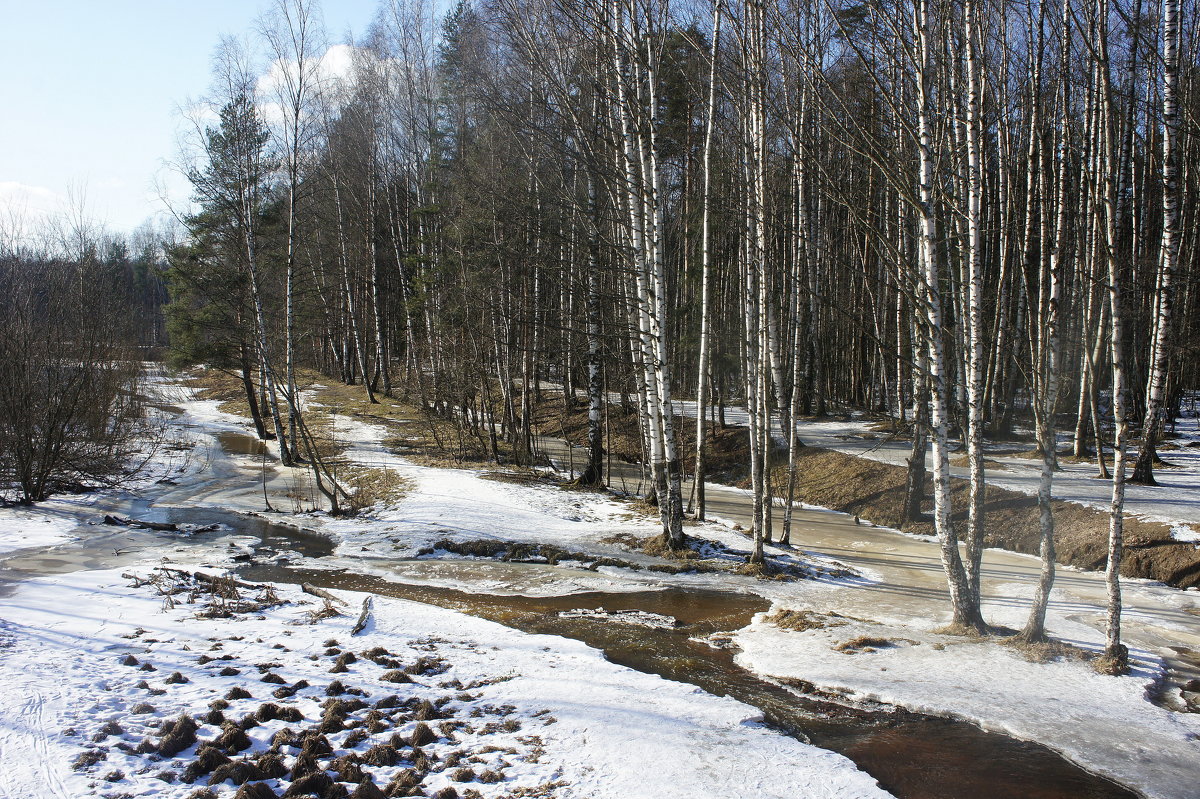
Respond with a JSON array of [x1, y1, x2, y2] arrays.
[[167, 0, 1199, 671], [0, 216, 168, 504]]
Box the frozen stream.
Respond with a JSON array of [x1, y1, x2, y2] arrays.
[[1, 391, 1189, 797], [0, 503, 1138, 798]]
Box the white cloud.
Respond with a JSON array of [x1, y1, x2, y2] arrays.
[[258, 43, 359, 105], [0, 181, 63, 216], [0, 182, 66, 248]]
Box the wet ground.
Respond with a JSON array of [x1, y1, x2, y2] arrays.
[[0, 397, 1168, 798], [245, 560, 1138, 799]]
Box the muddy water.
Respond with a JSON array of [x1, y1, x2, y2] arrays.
[[214, 431, 273, 458], [243, 562, 1138, 799]]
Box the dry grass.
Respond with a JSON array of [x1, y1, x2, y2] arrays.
[[948, 454, 1007, 470], [340, 466, 413, 511], [1002, 636, 1094, 664], [763, 609, 848, 633], [931, 622, 992, 639], [1093, 645, 1131, 676], [834, 635, 896, 653]]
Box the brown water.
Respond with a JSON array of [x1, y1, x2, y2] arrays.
[[215, 431, 272, 458], [243, 562, 1140, 799]]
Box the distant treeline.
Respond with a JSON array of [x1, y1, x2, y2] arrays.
[[0, 234, 167, 503]]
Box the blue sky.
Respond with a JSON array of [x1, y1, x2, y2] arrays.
[[0, 0, 381, 239]]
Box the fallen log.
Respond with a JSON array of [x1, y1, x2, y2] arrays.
[[301, 583, 348, 606], [351, 596, 374, 636], [104, 514, 178, 532], [155, 566, 261, 591]]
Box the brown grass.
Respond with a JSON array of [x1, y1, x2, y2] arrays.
[[1003, 636, 1094, 664], [763, 609, 848, 632], [834, 635, 896, 653], [340, 466, 412, 511], [948, 454, 1007, 470], [770, 445, 1200, 589]]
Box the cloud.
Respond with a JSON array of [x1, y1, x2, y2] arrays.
[[258, 43, 359, 103], [0, 182, 67, 246], [0, 181, 63, 215]]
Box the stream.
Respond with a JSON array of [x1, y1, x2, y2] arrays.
[[241, 559, 1138, 799], [0, 423, 1145, 799]]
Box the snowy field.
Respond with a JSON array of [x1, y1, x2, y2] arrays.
[[0, 567, 889, 799]]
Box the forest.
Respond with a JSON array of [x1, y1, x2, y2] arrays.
[[3, 0, 1198, 688], [2, 1, 1200, 797]]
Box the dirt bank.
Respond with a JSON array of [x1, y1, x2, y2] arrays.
[[782, 445, 1200, 589]]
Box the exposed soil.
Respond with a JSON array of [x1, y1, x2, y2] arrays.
[[776, 445, 1200, 589]]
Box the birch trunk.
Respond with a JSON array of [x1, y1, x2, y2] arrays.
[[1132, 0, 1181, 486]]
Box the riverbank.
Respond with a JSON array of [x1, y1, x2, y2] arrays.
[[1, 369, 1199, 798]]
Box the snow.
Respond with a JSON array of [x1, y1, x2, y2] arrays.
[[0, 567, 891, 799], [1170, 523, 1200, 543], [0, 512, 77, 556], [5, 371, 1200, 798], [735, 593, 1200, 799]]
